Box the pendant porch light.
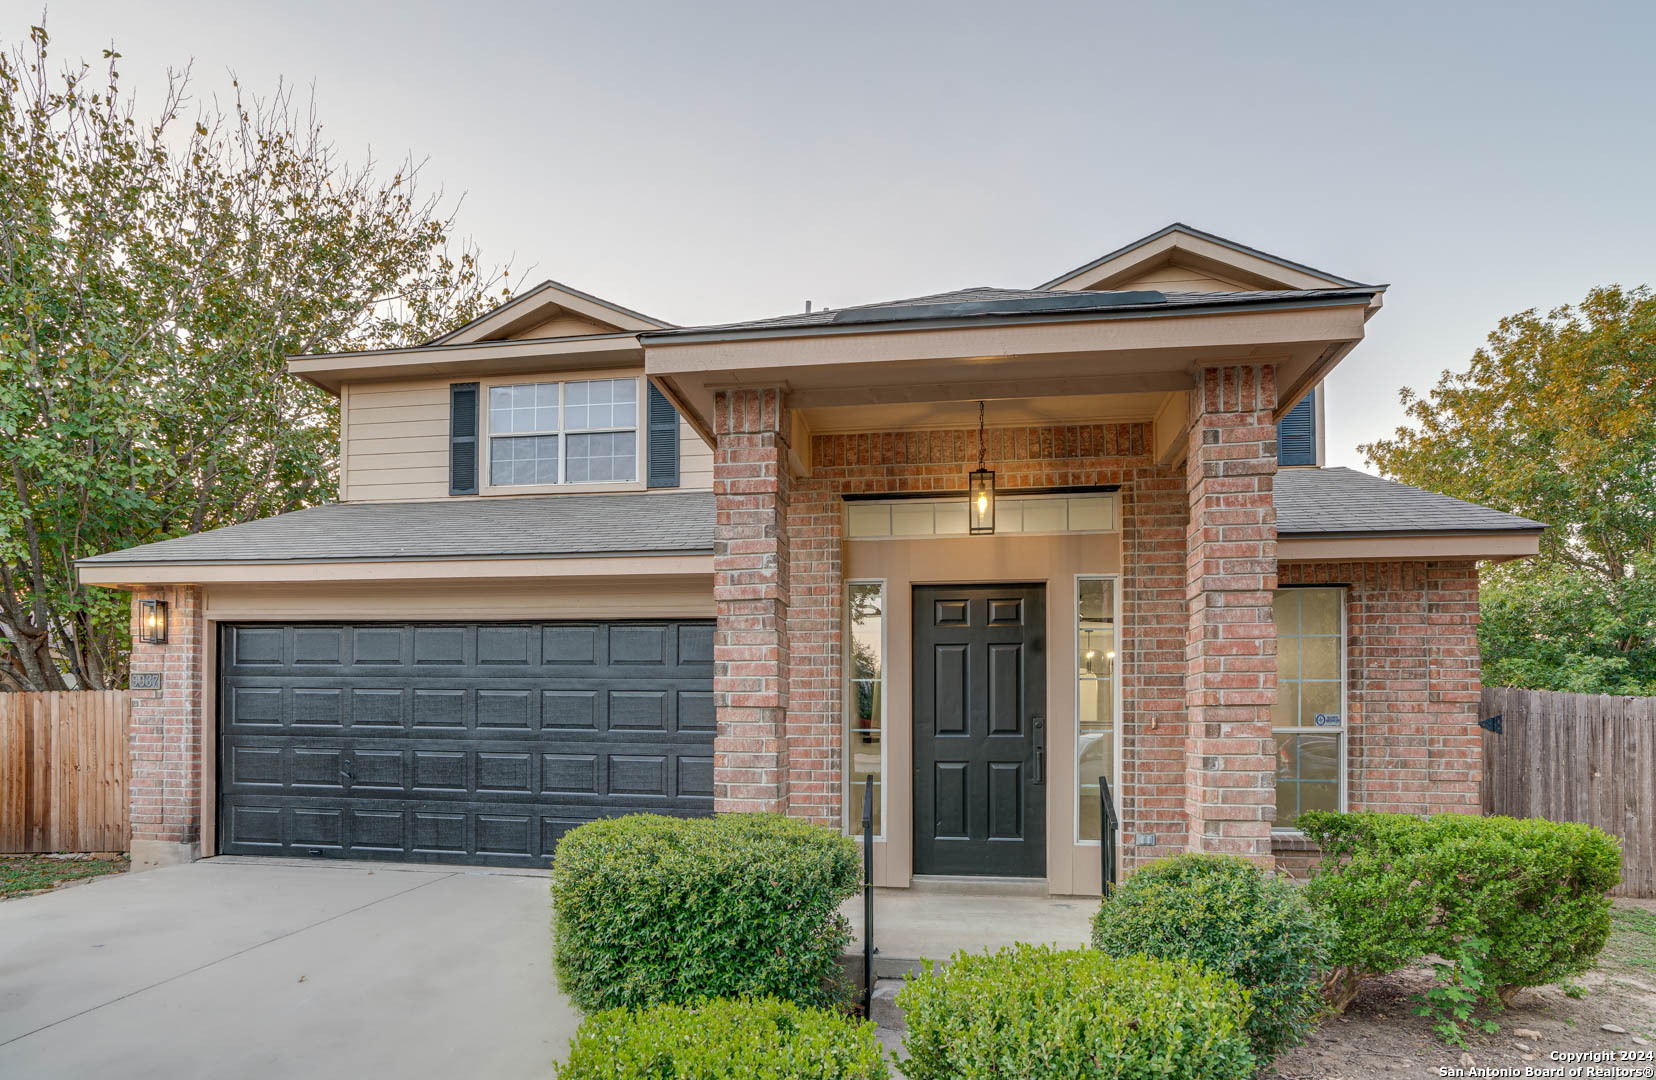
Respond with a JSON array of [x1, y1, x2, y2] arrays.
[[969, 400, 995, 535]]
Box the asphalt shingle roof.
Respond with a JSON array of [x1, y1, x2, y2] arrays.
[[1274, 468, 1543, 536], [643, 286, 1381, 337], [79, 469, 1541, 569], [77, 490, 716, 566]]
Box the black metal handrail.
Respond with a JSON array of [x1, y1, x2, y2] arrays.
[[1100, 776, 1119, 897], [861, 773, 875, 1012]]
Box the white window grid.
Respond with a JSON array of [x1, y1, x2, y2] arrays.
[[485, 377, 641, 488], [1272, 586, 1349, 828]]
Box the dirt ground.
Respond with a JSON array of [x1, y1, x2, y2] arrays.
[[1271, 899, 1656, 1079]]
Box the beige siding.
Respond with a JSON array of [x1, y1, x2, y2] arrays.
[[203, 577, 715, 621], [343, 377, 453, 501], [680, 417, 713, 489], [342, 369, 713, 501], [1111, 263, 1248, 293]]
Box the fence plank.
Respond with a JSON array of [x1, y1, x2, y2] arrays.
[[0, 691, 131, 854], [1481, 687, 1655, 898]]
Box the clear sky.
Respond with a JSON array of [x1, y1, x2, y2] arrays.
[[25, 1, 1656, 468]]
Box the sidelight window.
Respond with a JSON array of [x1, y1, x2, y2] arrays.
[[844, 581, 886, 837], [1272, 587, 1347, 827], [1077, 576, 1119, 842]]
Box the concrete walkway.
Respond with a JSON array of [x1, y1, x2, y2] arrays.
[[0, 857, 579, 1080], [842, 882, 1098, 976]]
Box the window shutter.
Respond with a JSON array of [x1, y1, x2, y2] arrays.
[[450, 382, 480, 495], [1276, 387, 1317, 467], [646, 382, 680, 488]]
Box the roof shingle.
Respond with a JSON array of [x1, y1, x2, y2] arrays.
[[1274, 468, 1543, 536], [77, 490, 715, 566], [78, 469, 1541, 569]]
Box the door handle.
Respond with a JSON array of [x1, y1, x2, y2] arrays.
[[339, 758, 355, 783], [1032, 717, 1045, 784]]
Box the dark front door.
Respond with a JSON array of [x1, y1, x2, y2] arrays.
[[912, 585, 1046, 877], [217, 620, 715, 867]]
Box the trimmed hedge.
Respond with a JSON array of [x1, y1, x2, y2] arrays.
[[1299, 811, 1621, 1008], [1091, 852, 1330, 1057], [550, 813, 860, 1012], [896, 945, 1255, 1080], [554, 997, 889, 1080]]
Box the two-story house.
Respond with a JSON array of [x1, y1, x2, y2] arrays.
[[80, 223, 1543, 893]]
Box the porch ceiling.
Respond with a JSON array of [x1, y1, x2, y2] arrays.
[[644, 297, 1372, 442]]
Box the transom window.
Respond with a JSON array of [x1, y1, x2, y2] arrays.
[[487, 378, 639, 487], [1272, 587, 1347, 826]]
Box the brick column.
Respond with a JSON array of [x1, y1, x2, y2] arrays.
[[128, 584, 206, 868], [1183, 364, 1278, 862], [711, 387, 792, 814]]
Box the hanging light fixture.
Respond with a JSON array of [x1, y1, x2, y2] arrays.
[[969, 400, 995, 535]]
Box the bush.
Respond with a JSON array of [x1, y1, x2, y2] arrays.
[[1090, 852, 1330, 1058], [554, 996, 888, 1079], [550, 813, 860, 1012], [896, 945, 1255, 1080], [1299, 811, 1621, 1009]]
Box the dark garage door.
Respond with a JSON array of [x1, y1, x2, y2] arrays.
[[218, 621, 715, 866]]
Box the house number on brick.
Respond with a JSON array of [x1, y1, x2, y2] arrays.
[[132, 673, 162, 690]]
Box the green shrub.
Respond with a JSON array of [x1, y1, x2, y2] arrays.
[[1090, 852, 1330, 1057], [550, 813, 860, 1012], [554, 996, 888, 1080], [896, 945, 1255, 1080], [1299, 811, 1621, 1008]]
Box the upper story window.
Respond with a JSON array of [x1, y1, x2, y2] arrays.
[[486, 377, 639, 488]]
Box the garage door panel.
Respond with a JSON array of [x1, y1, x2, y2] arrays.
[[219, 620, 716, 867]]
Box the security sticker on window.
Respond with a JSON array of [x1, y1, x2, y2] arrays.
[[1313, 713, 1341, 727]]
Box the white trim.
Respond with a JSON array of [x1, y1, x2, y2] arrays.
[[1074, 572, 1124, 846], [843, 578, 889, 841]]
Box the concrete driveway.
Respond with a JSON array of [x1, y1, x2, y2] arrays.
[[0, 857, 580, 1079]]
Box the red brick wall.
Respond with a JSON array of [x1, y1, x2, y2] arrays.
[[1279, 559, 1483, 816], [128, 585, 205, 846], [1183, 365, 1279, 862], [1119, 463, 1190, 869], [711, 388, 793, 813]]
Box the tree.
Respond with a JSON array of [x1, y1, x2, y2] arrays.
[[1361, 285, 1656, 694], [0, 25, 511, 691]]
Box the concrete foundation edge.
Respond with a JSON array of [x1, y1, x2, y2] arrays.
[[130, 839, 201, 871]]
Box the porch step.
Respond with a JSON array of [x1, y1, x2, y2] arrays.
[[906, 874, 1048, 898]]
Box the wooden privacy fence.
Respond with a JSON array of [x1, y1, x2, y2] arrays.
[[0, 691, 130, 854], [1480, 686, 1656, 898]]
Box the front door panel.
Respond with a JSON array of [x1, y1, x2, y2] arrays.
[[913, 585, 1046, 877]]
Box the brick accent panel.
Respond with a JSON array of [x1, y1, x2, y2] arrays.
[[1279, 559, 1483, 816], [712, 388, 792, 813], [787, 422, 1186, 856], [1184, 365, 1278, 861], [128, 585, 205, 846], [1120, 462, 1190, 869]]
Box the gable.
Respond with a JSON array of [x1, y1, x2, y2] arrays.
[[503, 312, 628, 340], [433, 279, 671, 345], [1038, 223, 1367, 293]]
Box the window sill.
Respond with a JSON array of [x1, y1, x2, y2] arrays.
[[479, 480, 648, 497], [1270, 830, 1322, 852]]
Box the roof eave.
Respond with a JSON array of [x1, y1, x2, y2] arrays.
[[642, 289, 1384, 346]]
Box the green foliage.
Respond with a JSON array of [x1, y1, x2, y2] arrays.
[[1090, 852, 1330, 1057], [1300, 812, 1621, 1007], [1412, 936, 1501, 1047], [1360, 285, 1656, 695], [1478, 558, 1656, 694], [896, 945, 1256, 1080], [549, 813, 860, 1013], [0, 23, 509, 690], [553, 997, 888, 1080]]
